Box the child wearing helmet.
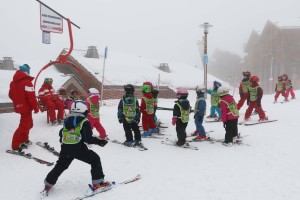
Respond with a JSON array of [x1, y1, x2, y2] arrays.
[[172, 88, 191, 146], [244, 75, 268, 121], [117, 84, 142, 146], [193, 86, 207, 141], [41, 101, 110, 197], [86, 88, 107, 140], [140, 83, 158, 136], [207, 81, 222, 121], [217, 86, 239, 146], [237, 71, 251, 110], [38, 78, 65, 125], [281, 73, 296, 100], [274, 75, 287, 103]]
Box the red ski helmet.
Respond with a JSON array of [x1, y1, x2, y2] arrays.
[[282, 74, 288, 80], [242, 71, 251, 78], [250, 75, 259, 83]]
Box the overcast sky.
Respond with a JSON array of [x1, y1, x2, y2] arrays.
[[1, 0, 300, 67]]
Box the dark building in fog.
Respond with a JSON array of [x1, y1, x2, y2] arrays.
[[244, 20, 300, 94]]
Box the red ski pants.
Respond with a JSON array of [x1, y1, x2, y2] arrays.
[[274, 91, 286, 101], [12, 112, 33, 150], [142, 112, 156, 132], [44, 99, 65, 122], [88, 116, 107, 139], [244, 101, 266, 120], [237, 93, 248, 110], [285, 88, 295, 99]]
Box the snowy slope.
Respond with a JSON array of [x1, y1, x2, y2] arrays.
[[0, 90, 299, 200]]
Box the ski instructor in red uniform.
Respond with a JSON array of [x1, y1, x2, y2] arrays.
[[9, 64, 40, 151]]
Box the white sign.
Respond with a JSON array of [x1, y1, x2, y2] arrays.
[[40, 4, 63, 33], [42, 31, 51, 44]]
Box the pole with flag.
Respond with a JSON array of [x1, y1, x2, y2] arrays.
[[100, 46, 108, 106]]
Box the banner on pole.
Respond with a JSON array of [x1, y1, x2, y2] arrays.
[[104, 46, 108, 59], [40, 3, 63, 33]]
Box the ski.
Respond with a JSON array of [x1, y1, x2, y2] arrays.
[[187, 130, 214, 137], [6, 150, 54, 166], [141, 134, 164, 139], [205, 119, 222, 123], [111, 139, 148, 151], [36, 142, 60, 157], [161, 138, 198, 150], [244, 119, 278, 126], [187, 136, 216, 143], [72, 174, 141, 200]]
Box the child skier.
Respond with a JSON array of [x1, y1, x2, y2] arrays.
[[237, 71, 251, 110], [172, 88, 191, 146], [282, 74, 296, 100], [40, 101, 109, 197], [207, 81, 222, 120], [193, 86, 207, 141], [140, 83, 157, 136], [244, 75, 268, 121], [117, 84, 142, 146], [217, 86, 239, 146], [274, 75, 287, 103], [86, 88, 107, 140]]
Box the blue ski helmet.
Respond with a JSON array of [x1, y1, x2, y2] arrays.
[[213, 81, 222, 89], [19, 64, 30, 75]]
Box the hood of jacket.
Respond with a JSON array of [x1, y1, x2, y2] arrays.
[[176, 99, 190, 110], [13, 70, 34, 82], [88, 95, 100, 104], [64, 114, 86, 129]]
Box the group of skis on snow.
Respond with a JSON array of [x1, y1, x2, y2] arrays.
[[7, 64, 295, 199]]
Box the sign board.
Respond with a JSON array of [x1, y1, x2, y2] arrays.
[[42, 31, 51, 44], [40, 4, 63, 33]]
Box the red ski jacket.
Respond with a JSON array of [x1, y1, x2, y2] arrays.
[[9, 70, 39, 114]]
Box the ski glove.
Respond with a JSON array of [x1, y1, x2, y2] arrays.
[[97, 139, 108, 147], [223, 122, 227, 128], [133, 116, 140, 124], [172, 117, 177, 126], [34, 107, 39, 114]]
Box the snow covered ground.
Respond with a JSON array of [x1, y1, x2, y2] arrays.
[[0, 89, 299, 200]]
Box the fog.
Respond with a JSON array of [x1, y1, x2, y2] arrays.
[[1, 0, 300, 66]]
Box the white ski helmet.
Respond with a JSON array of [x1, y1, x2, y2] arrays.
[[70, 101, 88, 114], [88, 88, 100, 94], [217, 86, 230, 96], [196, 85, 206, 95]]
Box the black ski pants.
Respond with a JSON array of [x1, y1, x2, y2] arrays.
[[45, 145, 104, 186], [123, 120, 141, 141], [176, 120, 188, 145], [224, 118, 238, 143]]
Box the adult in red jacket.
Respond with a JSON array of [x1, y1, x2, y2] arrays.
[[140, 84, 156, 136], [38, 78, 64, 125], [244, 76, 268, 121], [9, 64, 39, 150]]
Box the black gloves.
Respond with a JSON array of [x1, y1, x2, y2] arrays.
[[198, 116, 203, 122], [223, 122, 227, 128], [257, 99, 261, 107], [239, 92, 243, 99], [97, 139, 108, 147], [118, 118, 123, 123], [133, 118, 140, 124]]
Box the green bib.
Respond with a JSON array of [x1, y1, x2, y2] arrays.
[[62, 118, 87, 144]]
